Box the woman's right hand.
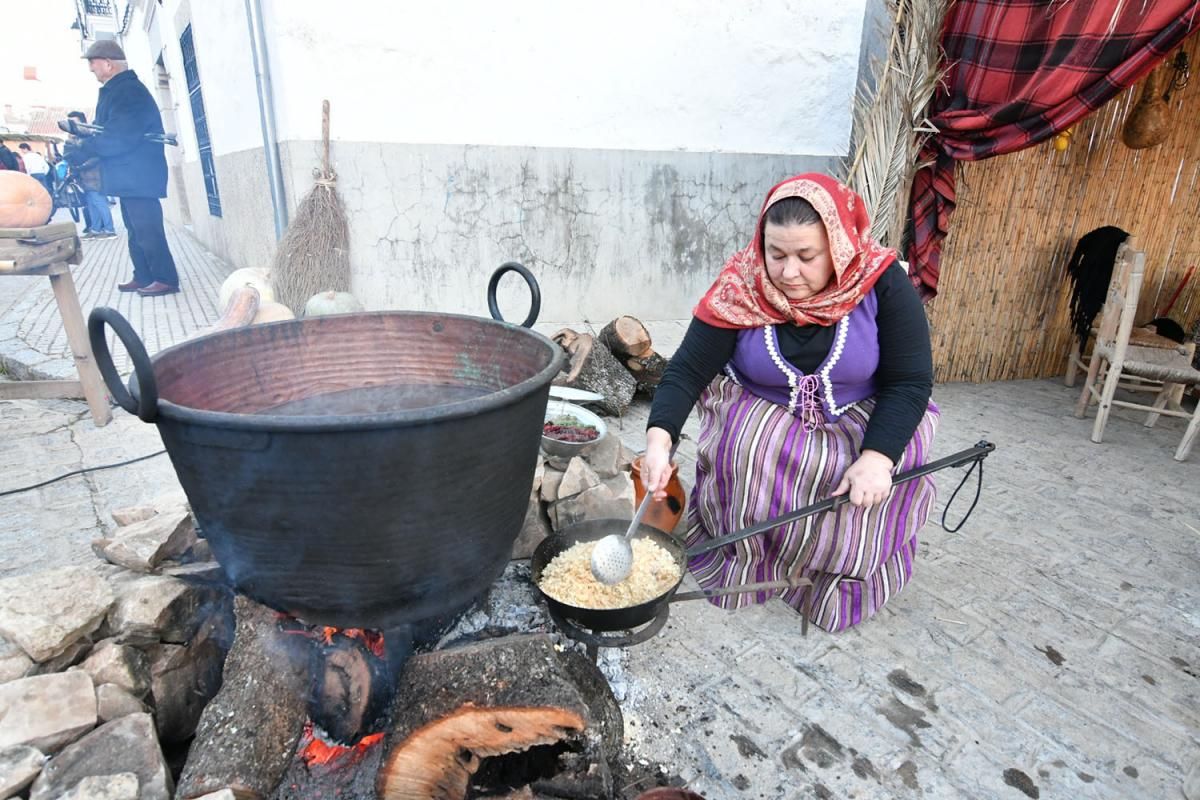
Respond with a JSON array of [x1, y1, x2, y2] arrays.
[[642, 427, 675, 499]]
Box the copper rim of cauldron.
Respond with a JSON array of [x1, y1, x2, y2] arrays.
[[129, 310, 566, 433]]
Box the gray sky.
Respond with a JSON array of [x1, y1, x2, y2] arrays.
[[0, 0, 103, 113]]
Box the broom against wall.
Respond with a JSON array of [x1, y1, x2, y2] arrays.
[[271, 100, 352, 314]]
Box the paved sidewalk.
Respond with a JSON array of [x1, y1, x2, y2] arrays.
[[0, 211, 232, 380], [0, 225, 1196, 799]]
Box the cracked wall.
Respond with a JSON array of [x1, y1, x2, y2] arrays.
[[269, 141, 839, 320]]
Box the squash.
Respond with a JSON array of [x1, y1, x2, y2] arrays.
[[252, 301, 296, 325], [303, 290, 363, 317], [211, 286, 261, 330], [218, 268, 274, 311], [0, 172, 53, 228]]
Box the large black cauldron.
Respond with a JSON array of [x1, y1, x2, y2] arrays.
[[89, 265, 565, 631]]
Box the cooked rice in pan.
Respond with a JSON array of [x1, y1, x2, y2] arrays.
[[539, 538, 682, 609]]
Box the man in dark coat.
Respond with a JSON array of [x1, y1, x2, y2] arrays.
[[68, 40, 180, 296]]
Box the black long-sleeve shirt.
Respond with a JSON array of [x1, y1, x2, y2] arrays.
[[647, 262, 933, 464]]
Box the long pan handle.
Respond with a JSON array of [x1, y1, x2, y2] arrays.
[[685, 440, 995, 558], [673, 575, 812, 602]]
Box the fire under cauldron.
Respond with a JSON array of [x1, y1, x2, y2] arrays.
[[89, 264, 565, 632]]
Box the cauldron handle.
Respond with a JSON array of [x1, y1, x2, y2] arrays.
[[487, 262, 542, 329], [87, 306, 158, 423]]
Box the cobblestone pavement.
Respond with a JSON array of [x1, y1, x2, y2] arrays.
[[0, 230, 1196, 799]]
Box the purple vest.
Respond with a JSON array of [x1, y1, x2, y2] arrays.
[[725, 289, 880, 427]]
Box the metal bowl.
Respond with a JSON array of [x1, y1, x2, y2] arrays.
[[542, 400, 607, 458]]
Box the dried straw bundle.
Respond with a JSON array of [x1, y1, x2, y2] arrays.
[[271, 100, 351, 314], [844, 0, 949, 249]]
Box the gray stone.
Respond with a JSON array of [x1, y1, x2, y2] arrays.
[[190, 792, 239, 800], [582, 429, 626, 478], [96, 684, 148, 722], [601, 472, 636, 509], [27, 639, 93, 676], [58, 772, 140, 800], [0, 671, 96, 753], [105, 574, 225, 645], [77, 640, 151, 697], [0, 567, 113, 662], [550, 482, 634, 531], [0, 745, 46, 798], [0, 635, 34, 684], [558, 456, 602, 499], [185, 538, 213, 563], [511, 491, 554, 560], [28, 713, 170, 800], [146, 624, 225, 743], [539, 466, 566, 503], [110, 505, 158, 527], [531, 457, 546, 495], [99, 510, 196, 572], [545, 452, 572, 471]]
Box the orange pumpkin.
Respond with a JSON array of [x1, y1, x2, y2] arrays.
[[0, 171, 53, 229]]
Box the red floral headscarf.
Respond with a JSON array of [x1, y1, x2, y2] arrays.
[[694, 173, 897, 329]]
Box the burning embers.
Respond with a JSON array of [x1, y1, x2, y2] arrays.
[[176, 593, 626, 800], [298, 720, 384, 768], [278, 616, 397, 747]]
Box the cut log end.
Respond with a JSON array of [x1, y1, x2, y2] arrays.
[[599, 316, 653, 359], [377, 706, 585, 800]]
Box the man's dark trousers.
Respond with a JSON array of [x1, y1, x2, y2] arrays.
[[120, 197, 178, 288]]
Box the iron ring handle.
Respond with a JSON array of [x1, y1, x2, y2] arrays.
[[88, 306, 158, 423], [487, 262, 542, 329]]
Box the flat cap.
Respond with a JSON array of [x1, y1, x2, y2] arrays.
[[82, 40, 126, 60]]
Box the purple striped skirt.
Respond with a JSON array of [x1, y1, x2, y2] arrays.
[[684, 377, 940, 632]]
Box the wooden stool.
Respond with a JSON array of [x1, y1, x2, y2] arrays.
[[0, 223, 112, 426]]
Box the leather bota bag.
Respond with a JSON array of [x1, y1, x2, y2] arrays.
[[1121, 66, 1171, 149]]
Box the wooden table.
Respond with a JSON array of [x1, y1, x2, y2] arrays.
[[0, 223, 112, 426]]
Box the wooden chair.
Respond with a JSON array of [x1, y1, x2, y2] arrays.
[[1075, 243, 1200, 461], [1062, 238, 1191, 388]]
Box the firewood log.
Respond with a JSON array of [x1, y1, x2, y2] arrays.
[[626, 351, 669, 394], [176, 596, 311, 800], [375, 634, 615, 800], [552, 329, 636, 416], [598, 316, 653, 359]]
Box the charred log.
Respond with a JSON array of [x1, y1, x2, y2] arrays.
[[376, 634, 615, 800], [176, 596, 311, 800], [625, 351, 669, 396], [308, 629, 394, 745]]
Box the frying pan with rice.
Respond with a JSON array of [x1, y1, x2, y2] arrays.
[[532, 441, 995, 633]]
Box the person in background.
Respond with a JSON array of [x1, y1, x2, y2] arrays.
[[640, 173, 937, 633], [67, 40, 179, 295], [63, 110, 116, 239], [17, 144, 50, 194], [0, 143, 18, 171]]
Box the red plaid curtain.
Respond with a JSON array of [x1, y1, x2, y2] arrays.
[[906, 0, 1200, 300]]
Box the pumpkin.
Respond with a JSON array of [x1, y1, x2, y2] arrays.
[[0, 172, 53, 229], [304, 290, 363, 317], [252, 301, 296, 325], [218, 268, 274, 311]]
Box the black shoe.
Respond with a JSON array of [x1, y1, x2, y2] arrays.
[[136, 281, 180, 297]]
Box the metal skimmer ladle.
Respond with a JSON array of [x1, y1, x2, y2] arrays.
[[590, 442, 678, 585], [590, 484, 657, 585]]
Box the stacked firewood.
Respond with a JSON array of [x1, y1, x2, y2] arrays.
[[552, 316, 669, 416]]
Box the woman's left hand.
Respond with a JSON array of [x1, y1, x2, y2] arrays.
[[832, 450, 894, 507]]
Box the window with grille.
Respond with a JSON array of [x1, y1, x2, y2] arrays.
[[180, 24, 221, 217]]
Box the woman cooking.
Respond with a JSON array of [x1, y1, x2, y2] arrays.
[[640, 173, 937, 632]]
